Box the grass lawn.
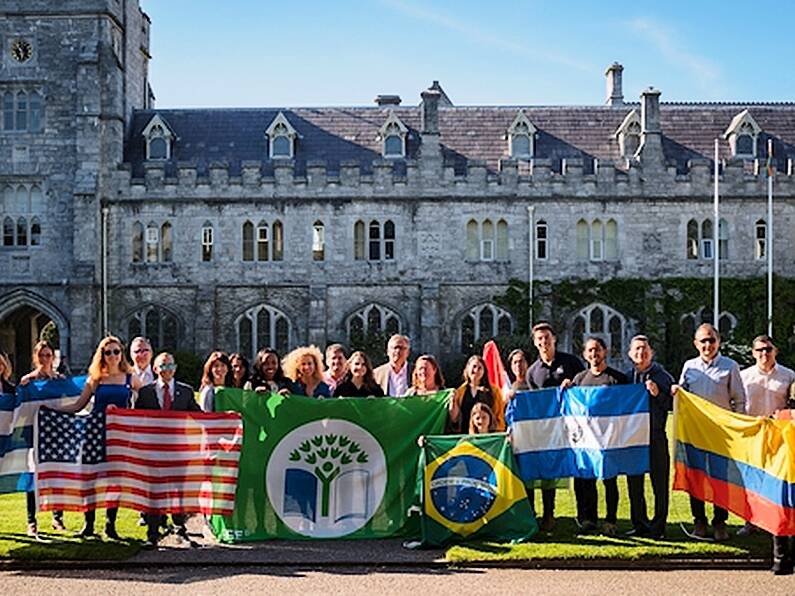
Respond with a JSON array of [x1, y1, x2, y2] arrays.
[[445, 478, 772, 563], [0, 493, 145, 561]]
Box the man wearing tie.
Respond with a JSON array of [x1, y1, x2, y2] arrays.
[[135, 352, 200, 547]]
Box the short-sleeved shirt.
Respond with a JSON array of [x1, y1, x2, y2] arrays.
[[526, 351, 584, 389], [572, 366, 628, 387], [741, 363, 795, 417]]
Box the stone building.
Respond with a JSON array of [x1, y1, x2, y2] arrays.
[[2, 0, 795, 373]]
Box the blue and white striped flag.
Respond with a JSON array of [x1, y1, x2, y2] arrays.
[[0, 376, 85, 493], [506, 385, 650, 481]]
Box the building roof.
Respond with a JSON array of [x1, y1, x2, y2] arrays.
[[124, 103, 795, 177]]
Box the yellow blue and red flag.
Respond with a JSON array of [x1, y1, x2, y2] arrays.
[[673, 389, 795, 536]]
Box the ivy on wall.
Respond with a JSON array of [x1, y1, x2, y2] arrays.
[[492, 276, 795, 377]]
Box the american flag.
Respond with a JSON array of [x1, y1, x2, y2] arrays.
[[35, 407, 242, 515]]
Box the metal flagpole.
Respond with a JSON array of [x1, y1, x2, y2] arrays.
[[714, 139, 720, 326], [527, 205, 535, 329], [768, 139, 774, 336]]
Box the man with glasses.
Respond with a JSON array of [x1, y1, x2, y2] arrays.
[[738, 335, 795, 554], [673, 323, 745, 541], [373, 334, 411, 396], [130, 336, 154, 387], [136, 352, 201, 547]]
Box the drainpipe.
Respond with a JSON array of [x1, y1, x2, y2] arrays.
[[101, 205, 109, 335], [527, 205, 535, 330]]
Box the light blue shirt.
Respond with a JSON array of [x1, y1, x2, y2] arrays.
[[679, 353, 746, 413]]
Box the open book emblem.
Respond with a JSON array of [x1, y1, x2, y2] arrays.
[[266, 419, 387, 538]]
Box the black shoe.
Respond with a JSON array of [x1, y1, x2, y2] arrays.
[[104, 524, 121, 541], [143, 536, 158, 550], [772, 559, 794, 575], [77, 524, 95, 539], [625, 526, 649, 537], [576, 520, 598, 535]]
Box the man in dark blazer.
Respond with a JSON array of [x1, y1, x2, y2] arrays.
[[135, 351, 200, 547]]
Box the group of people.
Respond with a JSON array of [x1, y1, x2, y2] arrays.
[[2, 321, 794, 573]]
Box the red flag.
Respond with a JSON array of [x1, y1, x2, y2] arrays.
[[482, 340, 511, 395]]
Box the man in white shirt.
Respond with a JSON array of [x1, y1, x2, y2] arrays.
[[738, 335, 795, 541], [373, 334, 411, 396], [130, 336, 155, 386]]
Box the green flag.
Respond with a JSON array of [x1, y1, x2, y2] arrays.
[[211, 389, 450, 542], [417, 433, 538, 547]]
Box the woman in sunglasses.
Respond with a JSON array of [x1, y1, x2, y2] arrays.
[[59, 335, 143, 540]]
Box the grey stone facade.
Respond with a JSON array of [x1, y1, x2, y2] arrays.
[[1, 0, 794, 373]]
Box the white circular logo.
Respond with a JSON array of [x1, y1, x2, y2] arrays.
[[266, 419, 387, 538]]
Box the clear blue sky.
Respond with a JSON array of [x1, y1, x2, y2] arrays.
[[140, 0, 795, 108]]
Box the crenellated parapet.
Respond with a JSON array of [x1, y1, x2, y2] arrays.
[[113, 154, 795, 203]]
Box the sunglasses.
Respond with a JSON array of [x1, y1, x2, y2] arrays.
[[697, 337, 717, 345], [158, 363, 177, 371], [103, 348, 122, 356], [754, 347, 774, 353]]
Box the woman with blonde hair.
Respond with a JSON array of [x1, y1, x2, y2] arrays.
[[282, 345, 331, 398], [404, 354, 445, 396], [199, 351, 233, 412], [18, 341, 66, 536], [59, 335, 143, 540], [333, 351, 383, 397], [449, 355, 505, 433]]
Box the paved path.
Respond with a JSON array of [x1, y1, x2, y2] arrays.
[[2, 567, 792, 595]]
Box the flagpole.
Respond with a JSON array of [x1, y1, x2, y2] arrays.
[[527, 205, 535, 329], [767, 139, 774, 336], [713, 139, 719, 326]]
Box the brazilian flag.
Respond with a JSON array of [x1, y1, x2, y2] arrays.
[[417, 433, 538, 546]]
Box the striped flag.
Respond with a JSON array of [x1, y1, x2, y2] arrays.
[[674, 389, 795, 536], [506, 386, 650, 481], [0, 376, 85, 494], [35, 407, 242, 515]]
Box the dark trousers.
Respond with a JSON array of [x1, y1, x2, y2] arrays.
[[25, 491, 63, 525], [541, 487, 555, 519], [146, 513, 187, 541], [690, 497, 728, 526], [628, 432, 670, 534], [574, 477, 618, 524], [84, 507, 117, 529], [773, 536, 794, 564]]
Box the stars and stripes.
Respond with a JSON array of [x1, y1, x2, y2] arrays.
[[35, 407, 243, 515]]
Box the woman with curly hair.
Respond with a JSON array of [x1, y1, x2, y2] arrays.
[[229, 352, 252, 390], [282, 345, 331, 398], [449, 355, 505, 433], [199, 351, 233, 412], [59, 335, 143, 540], [333, 351, 384, 398], [404, 354, 445, 396]]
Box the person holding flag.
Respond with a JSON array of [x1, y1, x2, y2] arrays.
[[450, 355, 505, 433]]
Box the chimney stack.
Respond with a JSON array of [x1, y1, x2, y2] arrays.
[[638, 87, 664, 169], [605, 62, 624, 106], [374, 94, 401, 106], [421, 88, 441, 134]]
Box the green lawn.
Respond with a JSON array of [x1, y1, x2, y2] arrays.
[[446, 478, 772, 562], [0, 493, 145, 560]]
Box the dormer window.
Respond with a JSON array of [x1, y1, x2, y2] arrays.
[[265, 112, 298, 159], [614, 109, 641, 159], [378, 111, 408, 158], [141, 114, 174, 160], [507, 111, 536, 159], [724, 109, 761, 158]]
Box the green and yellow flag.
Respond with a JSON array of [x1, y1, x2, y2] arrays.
[[417, 433, 538, 546], [211, 389, 449, 542]]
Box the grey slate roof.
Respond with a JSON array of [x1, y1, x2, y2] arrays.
[[124, 103, 795, 177]]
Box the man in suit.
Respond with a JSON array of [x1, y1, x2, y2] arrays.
[[135, 351, 200, 547], [373, 334, 411, 396]]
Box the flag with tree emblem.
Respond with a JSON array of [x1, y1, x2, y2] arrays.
[[210, 389, 450, 541], [416, 433, 537, 547]]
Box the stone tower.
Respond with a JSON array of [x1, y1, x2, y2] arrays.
[[0, 0, 150, 370]]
